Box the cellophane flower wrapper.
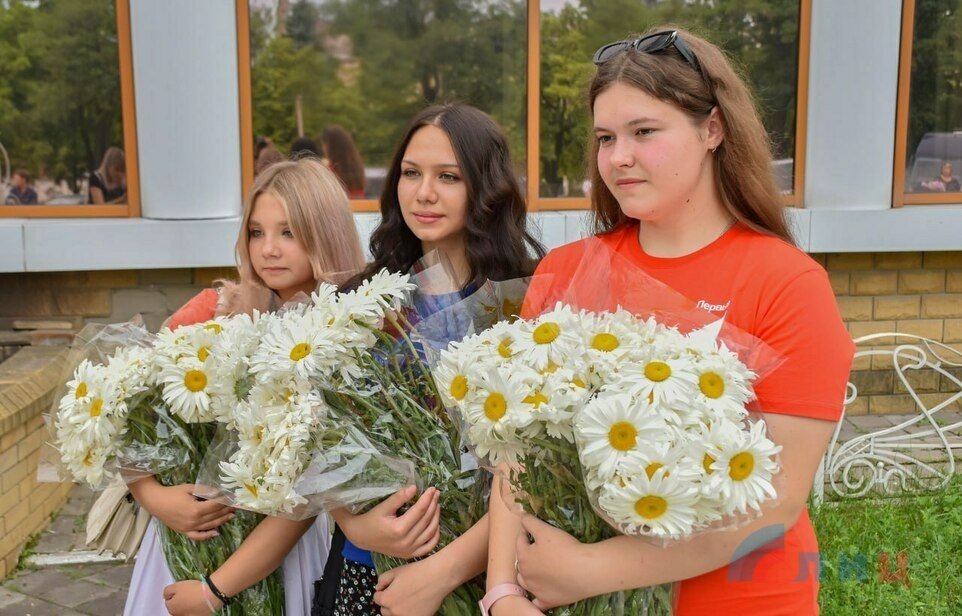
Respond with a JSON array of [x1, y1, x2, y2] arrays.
[[436, 238, 787, 615], [42, 317, 284, 614], [192, 274, 419, 520]]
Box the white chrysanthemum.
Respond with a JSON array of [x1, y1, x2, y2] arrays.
[[249, 311, 344, 383], [706, 420, 781, 515], [615, 437, 702, 487], [160, 356, 214, 423], [462, 368, 534, 440], [582, 309, 649, 380], [472, 320, 523, 366], [598, 471, 700, 537], [206, 314, 263, 423], [529, 368, 591, 440], [690, 344, 756, 422], [105, 346, 155, 398], [59, 359, 107, 416], [576, 392, 667, 487], [511, 303, 584, 371], [344, 270, 414, 319], [618, 345, 698, 408], [433, 344, 480, 409]]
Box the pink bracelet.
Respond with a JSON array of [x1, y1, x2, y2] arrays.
[[479, 583, 527, 616]]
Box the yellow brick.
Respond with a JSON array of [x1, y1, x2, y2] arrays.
[[16, 425, 43, 460], [921, 295, 962, 319], [850, 370, 894, 395], [193, 267, 237, 287], [851, 271, 898, 295], [947, 271, 962, 293], [851, 352, 873, 371], [898, 270, 945, 294], [869, 394, 916, 414], [1, 461, 26, 493], [84, 270, 140, 288], [849, 321, 897, 341], [945, 319, 962, 343], [0, 425, 26, 452], [836, 297, 873, 321], [866, 345, 899, 370], [844, 396, 869, 416], [0, 520, 27, 566], [54, 289, 112, 317], [808, 253, 827, 267], [923, 253, 962, 269], [893, 370, 941, 394], [3, 498, 29, 532], [896, 319, 944, 340], [0, 288, 56, 318], [829, 271, 850, 295], [919, 393, 961, 413], [0, 481, 19, 516], [0, 445, 16, 474], [826, 253, 875, 270], [874, 295, 920, 320], [875, 252, 923, 269], [28, 482, 56, 511]]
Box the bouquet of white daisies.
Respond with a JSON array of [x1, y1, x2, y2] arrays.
[[431, 241, 786, 615], [46, 318, 286, 615]]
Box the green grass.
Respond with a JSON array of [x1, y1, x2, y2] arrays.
[[812, 474, 962, 615]]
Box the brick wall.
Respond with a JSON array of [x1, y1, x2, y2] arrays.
[[816, 251, 962, 416], [0, 346, 72, 579], [0, 268, 236, 333]]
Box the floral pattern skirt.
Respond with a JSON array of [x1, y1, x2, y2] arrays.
[[332, 559, 380, 616]]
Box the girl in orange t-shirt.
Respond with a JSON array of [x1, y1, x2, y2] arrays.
[[487, 27, 854, 616]]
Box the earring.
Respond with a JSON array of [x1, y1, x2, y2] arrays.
[[711, 145, 719, 154]]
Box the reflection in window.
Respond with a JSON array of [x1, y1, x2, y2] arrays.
[[904, 0, 962, 194], [249, 0, 527, 199], [539, 0, 800, 197], [0, 0, 126, 206]]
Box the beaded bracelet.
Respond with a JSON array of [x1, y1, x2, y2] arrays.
[[203, 574, 233, 608]]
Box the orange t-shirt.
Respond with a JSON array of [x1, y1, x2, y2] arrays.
[[167, 288, 220, 330], [524, 222, 854, 615]]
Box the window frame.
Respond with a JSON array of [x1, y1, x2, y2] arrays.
[[237, 0, 810, 212], [891, 0, 962, 207], [0, 0, 140, 219]]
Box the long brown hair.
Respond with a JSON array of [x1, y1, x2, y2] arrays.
[[345, 104, 544, 292], [220, 158, 366, 315], [321, 125, 366, 195], [587, 26, 793, 244]]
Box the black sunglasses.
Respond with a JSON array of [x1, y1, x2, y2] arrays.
[[593, 30, 701, 74]]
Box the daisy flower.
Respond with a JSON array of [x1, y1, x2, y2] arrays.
[[511, 303, 584, 372], [706, 420, 781, 515], [690, 344, 756, 422], [462, 367, 534, 441], [618, 344, 698, 408], [598, 471, 700, 538], [249, 311, 344, 383], [160, 356, 214, 423], [576, 392, 667, 488]]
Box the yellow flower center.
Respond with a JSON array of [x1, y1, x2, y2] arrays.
[[498, 339, 513, 358], [645, 462, 664, 480], [502, 298, 522, 317], [703, 453, 716, 474], [484, 393, 507, 421], [533, 322, 561, 344], [729, 452, 755, 481], [644, 361, 672, 382], [699, 372, 725, 399], [542, 361, 560, 375], [184, 370, 208, 392], [290, 342, 312, 362], [608, 421, 637, 451], [523, 392, 549, 408], [572, 377, 586, 388], [591, 333, 620, 352], [254, 426, 264, 443], [75, 382, 88, 399], [634, 495, 668, 520], [198, 346, 211, 362], [83, 449, 94, 467], [450, 375, 468, 401], [245, 484, 259, 498], [89, 398, 104, 417], [204, 323, 223, 334]]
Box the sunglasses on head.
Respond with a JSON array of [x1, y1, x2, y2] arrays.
[[593, 30, 701, 74]]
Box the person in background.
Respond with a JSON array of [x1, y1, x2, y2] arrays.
[[5, 169, 38, 204], [291, 136, 322, 159], [921, 161, 961, 192], [320, 125, 366, 199], [88, 147, 127, 204]]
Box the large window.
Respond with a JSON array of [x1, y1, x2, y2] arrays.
[[240, 0, 807, 211], [0, 0, 138, 218], [536, 0, 807, 208], [894, 0, 962, 206], [241, 0, 527, 209]]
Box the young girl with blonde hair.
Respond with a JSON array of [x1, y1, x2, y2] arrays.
[[127, 158, 365, 616]]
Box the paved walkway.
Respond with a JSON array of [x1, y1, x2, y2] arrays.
[[1, 412, 960, 615]]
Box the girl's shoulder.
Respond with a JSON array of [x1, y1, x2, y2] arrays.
[[167, 288, 220, 330]]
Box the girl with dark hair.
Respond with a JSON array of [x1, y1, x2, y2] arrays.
[[321, 125, 367, 199], [486, 27, 853, 615], [316, 103, 545, 616]]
